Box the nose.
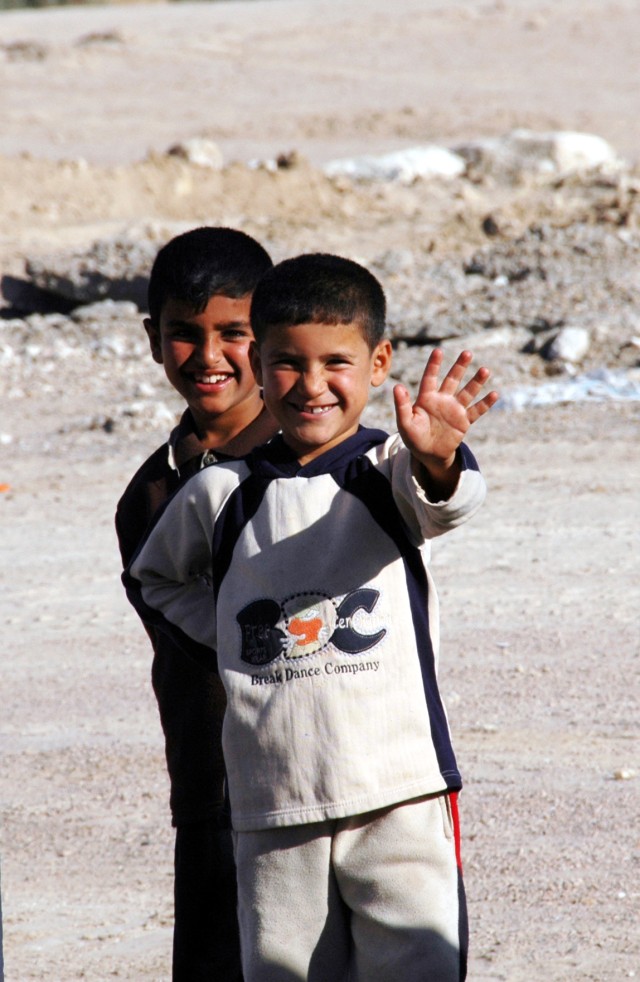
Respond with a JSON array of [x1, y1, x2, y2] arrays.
[[198, 333, 224, 368], [298, 368, 325, 398]]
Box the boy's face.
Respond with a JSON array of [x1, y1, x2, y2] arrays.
[[145, 294, 262, 437], [251, 320, 391, 465]]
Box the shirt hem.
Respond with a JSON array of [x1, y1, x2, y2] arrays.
[[230, 773, 462, 831]]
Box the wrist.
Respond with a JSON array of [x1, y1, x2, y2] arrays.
[[412, 449, 461, 501], [413, 449, 458, 476]]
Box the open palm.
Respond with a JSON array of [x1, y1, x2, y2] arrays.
[[394, 349, 499, 467]]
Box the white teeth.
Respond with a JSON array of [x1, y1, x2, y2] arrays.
[[197, 374, 229, 384], [304, 405, 333, 414]]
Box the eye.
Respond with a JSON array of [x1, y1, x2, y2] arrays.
[[167, 326, 196, 342], [222, 326, 252, 341], [270, 355, 299, 369]]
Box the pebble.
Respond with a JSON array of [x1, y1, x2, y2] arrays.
[[166, 138, 224, 170], [613, 768, 636, 781]]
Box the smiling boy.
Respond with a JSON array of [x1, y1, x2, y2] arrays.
[[251, 317, 387, 460], [125, 253, 498, 981], [150, 292, 268, 451], [115, 226, 277, 981]]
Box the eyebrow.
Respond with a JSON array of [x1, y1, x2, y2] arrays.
[[165, 318, 251, 329], [267, 347, 355, 360]]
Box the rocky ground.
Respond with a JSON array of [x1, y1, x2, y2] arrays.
[[1, 1, 639, 980]]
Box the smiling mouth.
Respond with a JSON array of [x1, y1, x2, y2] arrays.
[[294, 403, 337, 415], [194, 373, 232, 385]]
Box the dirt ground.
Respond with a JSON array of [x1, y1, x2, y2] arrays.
[[1, 1, 639, 980]]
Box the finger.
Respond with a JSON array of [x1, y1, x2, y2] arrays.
[[466, 389, 500, 423], [456, 365, 492, 407], [414, 348, 444, 402], [393, 383, 414, 429], [439, 349, 474, 395]]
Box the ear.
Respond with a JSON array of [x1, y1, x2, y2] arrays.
[[370, 339, 392, 387], [143, 318, 163, 365], [249, 340, 263, 385]]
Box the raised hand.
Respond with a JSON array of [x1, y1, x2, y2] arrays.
[[394, 348, 499, 471]]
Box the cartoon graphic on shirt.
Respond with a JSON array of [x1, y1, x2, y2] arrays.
[[237, 589, 386, 666], [283, 596, 334, 657]]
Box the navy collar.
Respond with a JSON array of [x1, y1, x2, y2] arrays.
[[246, 427, 389, 479]]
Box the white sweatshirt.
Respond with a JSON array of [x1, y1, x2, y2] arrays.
[[126, 427, 486, 831]]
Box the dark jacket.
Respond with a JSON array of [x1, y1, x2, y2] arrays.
[[115, 410, 227, 826]]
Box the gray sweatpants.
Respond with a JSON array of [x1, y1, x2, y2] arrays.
[[233, 792, 468, 982]]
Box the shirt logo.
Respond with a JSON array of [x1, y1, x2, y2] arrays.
[[237, 589, 386, 667]]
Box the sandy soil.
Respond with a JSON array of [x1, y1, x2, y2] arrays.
[[1, 1, 639, 980]]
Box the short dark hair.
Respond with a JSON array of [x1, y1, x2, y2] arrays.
[[147, 226, 273, 324], [250, 253, 386, 349]]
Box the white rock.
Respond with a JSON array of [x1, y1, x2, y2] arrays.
[[93, 337, 129, 358], [545, 326, 591, 363], [613, 768, 636, 781], [134, 381, 156, 398], [460, 326, 532, 350], [510, 129, 618, 173], [73, 299, 140, 322], [0, 344, 16, 366], [166, 138, 224, 170], [248, 157, 278, 173], [51, 338, 77, 360], [124, 401, 176, 427], [550, 131, 619, 172], [455, 129, 621, 180], [324, 145, 465, 184]]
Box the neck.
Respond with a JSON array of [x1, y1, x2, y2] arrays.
[[197, 403, 279, 458]]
